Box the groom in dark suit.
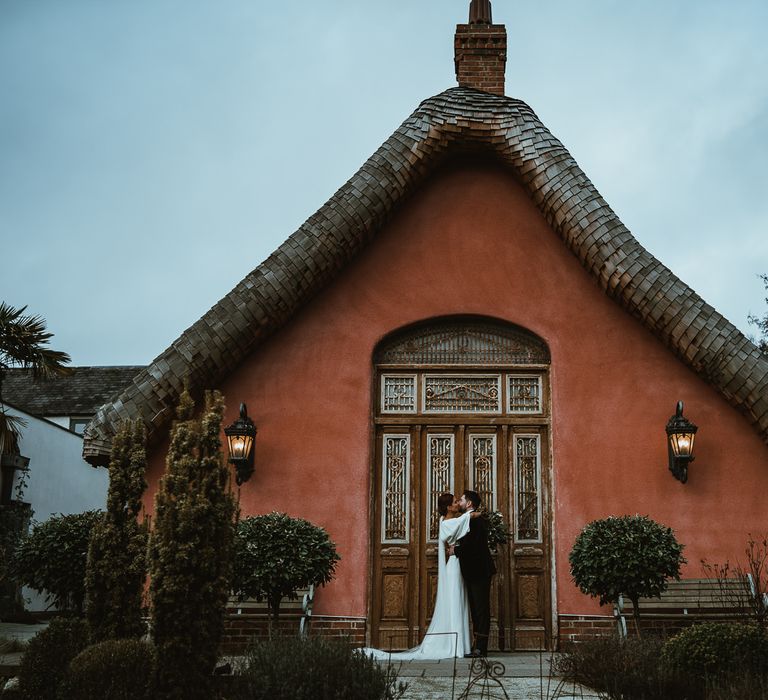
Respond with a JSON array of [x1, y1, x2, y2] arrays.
[[454, 490, 496, 657]]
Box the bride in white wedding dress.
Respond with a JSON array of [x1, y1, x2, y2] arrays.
[[364, 493, 474, 660]]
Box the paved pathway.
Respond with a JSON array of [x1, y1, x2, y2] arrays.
[[374, 653, 600, 699], [0, 622, 48, 644]]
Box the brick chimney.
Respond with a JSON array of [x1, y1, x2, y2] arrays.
[[454, 0, 507, 95]]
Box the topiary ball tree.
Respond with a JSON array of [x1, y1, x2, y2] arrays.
[[569, 515, 686, 633], [232, 512, 340, 622]]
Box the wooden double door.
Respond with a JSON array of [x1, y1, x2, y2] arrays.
[[370, 421, 552, 651]]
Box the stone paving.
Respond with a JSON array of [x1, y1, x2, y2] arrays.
[[374, 653, 601, 700]]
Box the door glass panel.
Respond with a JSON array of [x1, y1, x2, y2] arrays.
[[382, 434, 410, 543], [469, 433, 497, 511], [426, 434, 454, 540], [515, 434, 541, 541]]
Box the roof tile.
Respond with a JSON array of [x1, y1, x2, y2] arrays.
[[80, 87, 768, 464]]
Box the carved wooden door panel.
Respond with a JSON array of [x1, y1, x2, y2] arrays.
[[371, 319, 553, 650], [371, 428, 419, 650], [372, 423, 545, 650], [508, 428, 551, 650]]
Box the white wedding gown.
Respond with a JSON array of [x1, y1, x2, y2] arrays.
[[364, 511, 472, 660]]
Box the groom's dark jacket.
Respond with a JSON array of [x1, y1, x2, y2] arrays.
[[455, 514, 496, 581]]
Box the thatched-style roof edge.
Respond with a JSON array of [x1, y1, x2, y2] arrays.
[[83, 87, 768, 465]]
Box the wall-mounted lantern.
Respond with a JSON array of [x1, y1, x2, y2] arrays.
[[666, 401, 697, 483], [224, 403, 256, 485]]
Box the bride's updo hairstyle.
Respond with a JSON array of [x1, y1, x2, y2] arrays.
[[437, 493, 454, 517]]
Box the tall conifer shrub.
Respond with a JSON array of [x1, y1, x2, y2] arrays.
[[148, 389, 236, 700], [85, 419, 148, 641]]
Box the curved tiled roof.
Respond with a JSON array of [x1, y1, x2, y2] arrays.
[[83, 87, 768, 464]]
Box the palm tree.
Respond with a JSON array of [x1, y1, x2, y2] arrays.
[[0, 302, 72, 454]]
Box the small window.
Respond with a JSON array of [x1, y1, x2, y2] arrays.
[[69, 418, 90, 435], [381, 375, 417, 413], [508, 375, 543, 414]]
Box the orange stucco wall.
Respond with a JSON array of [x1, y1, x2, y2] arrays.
[[144, 162, 768, 621]]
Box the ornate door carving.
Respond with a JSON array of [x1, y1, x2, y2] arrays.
[[370, 318, 554, 651]]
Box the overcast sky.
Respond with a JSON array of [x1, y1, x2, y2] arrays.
[[2, 0, 767, 366]]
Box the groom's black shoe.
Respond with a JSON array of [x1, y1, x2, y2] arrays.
[[464, 649, 483, 658]]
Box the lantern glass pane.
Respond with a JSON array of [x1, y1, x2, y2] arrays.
[[228, 434, 253, 461], [670, 432, 695, 458]]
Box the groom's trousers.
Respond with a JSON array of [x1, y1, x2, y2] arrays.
[[466, 576, 492, 654]]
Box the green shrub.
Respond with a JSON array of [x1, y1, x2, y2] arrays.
[[569, 515, 685, 628], [235, 636, 406, 700], [16, 617, 89, 700], [704, 673, 768, 699], [0, 635, 26, 654], [661, 622, 768, 678], [553, 635, 681, 699], [232, 512, 340, 620], [85, 420, 148, 642], [0, 502, 32, 617], [61, 638, 156, 700], [555, 628, 768, 700], [148, 389, 236, 700], [11, 510, 102, 613]]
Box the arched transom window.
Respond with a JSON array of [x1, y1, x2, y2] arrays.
[[375, 318, 550, 416]]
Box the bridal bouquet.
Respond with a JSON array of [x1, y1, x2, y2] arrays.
[[484, 510, 511, 550]]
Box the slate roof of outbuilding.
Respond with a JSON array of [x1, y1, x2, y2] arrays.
[[3, 366, 144, 417], [82, 87, 768, 465]]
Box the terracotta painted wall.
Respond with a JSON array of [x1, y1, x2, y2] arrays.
[[144, 162, 768, 621]]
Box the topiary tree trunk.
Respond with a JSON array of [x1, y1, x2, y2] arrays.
[[85, 419, 148, 642], [148, 389, 236, 700], [629, 593, 642, 637]]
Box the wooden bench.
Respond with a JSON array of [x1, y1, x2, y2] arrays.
[[613, 577, 757, 637], [228, 585, 315, 636]]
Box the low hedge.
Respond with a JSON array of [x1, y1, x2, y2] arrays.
[[234, 635, 406, 700], [61, 638, 156, 700], [661, 622, 768, 678], [16, 617, 89, 700]]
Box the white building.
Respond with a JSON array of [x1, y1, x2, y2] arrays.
[[4, 403, 109, 522], [1, 366, 141, 611]]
